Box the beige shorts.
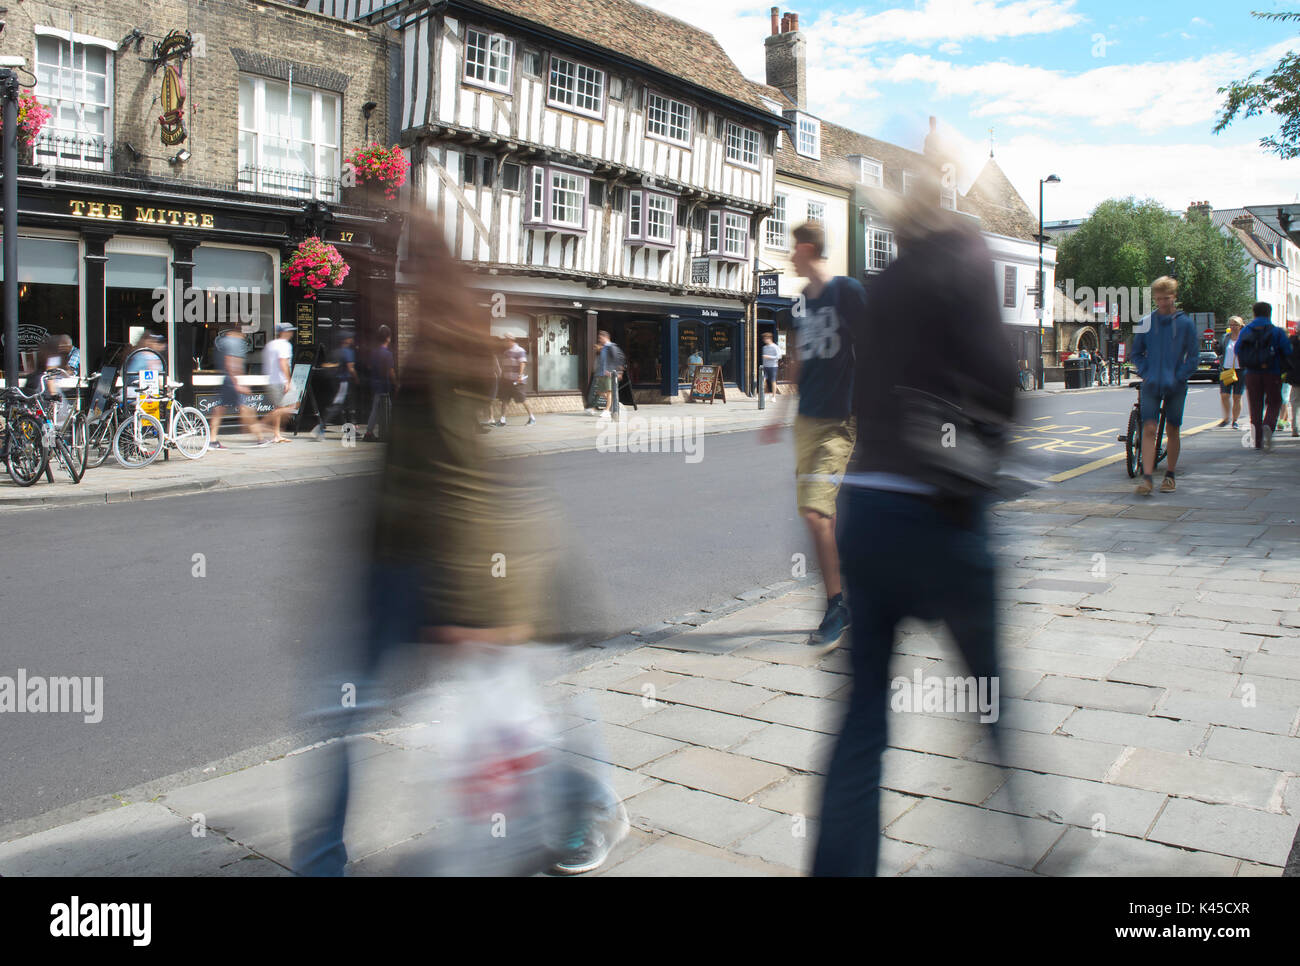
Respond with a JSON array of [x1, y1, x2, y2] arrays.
[[794, 414, 857, 517]]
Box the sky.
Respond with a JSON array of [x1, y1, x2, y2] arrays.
[[639, 0, 1300, 221]]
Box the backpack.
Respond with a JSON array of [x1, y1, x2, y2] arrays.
[[1237, 326, 1277, 370], [607, 342, 627, 372]]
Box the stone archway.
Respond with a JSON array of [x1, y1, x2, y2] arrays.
[[1074, 326, 1099, 353]]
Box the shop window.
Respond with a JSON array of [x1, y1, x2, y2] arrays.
[[0, 235, 81, 373], [537, 315, 582, 391], [623, 321, 661, 385], [33, 31, 113, 171], [677, 322, 704, 384], [105, 251, 168, 369], [238, 74, 341, 203], [192, 247, 276, 370], [707, 323, 735, 384]]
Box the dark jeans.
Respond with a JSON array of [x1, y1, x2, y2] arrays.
[[813, 487, 1003, 876], [1244, 371, 1282, 446]]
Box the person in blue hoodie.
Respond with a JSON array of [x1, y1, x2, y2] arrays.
[[1234, 301, 1294, 452], [1130, 276, 1198, 495]]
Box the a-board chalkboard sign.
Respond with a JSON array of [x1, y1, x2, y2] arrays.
[[689, 364, 726, 403]]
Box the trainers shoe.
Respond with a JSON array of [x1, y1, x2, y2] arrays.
[[312, 425, 325, 441], [1217, 419, 1228, 427], [497, 417, 507, 426], [209, 440, 226, 450], [1232, 421, 1240, 430], [810, 600, 851, 649], [1263, 425, 1274, 452], [583, 408, 597, 416], [550, 799, 629, 876], [1160, 474, 1176, 492], [598, 410, 612, 420], [527, 415, 537, 425], [255, 438, 273, 448]]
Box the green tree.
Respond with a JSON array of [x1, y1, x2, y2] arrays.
[[1214, 11, 1300, 157], [1056, 198, 1255, 339]]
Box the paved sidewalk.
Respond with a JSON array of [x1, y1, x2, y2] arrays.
[[0, 395, 791, 508], [1, 420, 1295, 876]]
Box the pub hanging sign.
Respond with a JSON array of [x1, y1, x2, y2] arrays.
[[149, 30, 192, 146]]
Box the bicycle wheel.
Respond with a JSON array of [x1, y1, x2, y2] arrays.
[[53, 438, 83, 484], [113, 412, 165, 468], [1125, 408, 1141, 478], [63, 412, 89, 479], [86, 411, 116, 468], [1155, 413, 1167, 469], [171, 406, 210, 459], [5, 412, 46, 486]]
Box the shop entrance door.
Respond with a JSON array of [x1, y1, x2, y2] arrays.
[[308, 292, 361, 426]]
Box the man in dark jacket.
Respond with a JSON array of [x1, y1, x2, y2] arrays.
[[812, 161, 1016, 877], [1130, 277, 1198, 493], [1234, 302, 1294, 452]]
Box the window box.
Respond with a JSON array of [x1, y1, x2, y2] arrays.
[[725, 121, 760, 169], [525, 165, 589, 232], [547, 54, 605, 119], [626, 190, 676, 247], [464, 28, 514, 93], [646, 89, 693, 146]]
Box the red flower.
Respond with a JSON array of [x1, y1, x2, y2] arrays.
[[282, 237, 349, 299]]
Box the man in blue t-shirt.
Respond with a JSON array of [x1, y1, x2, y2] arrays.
[[761, 221, 860, 650]]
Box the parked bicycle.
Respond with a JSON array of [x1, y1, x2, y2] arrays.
[[1017, 360, 1035, 392], [113, 379, 208, 468], [2, 372, 86, 485], [1120, 380, 1167, 478], [2, 385, 48, 487]]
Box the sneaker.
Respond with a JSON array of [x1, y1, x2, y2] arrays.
[[1217, 419, 1228, 427], [1232, 421, 1240, 430], [810, 599, 850, 649], [1160, 473, 1176, 492], [598, 410, 612, 420], [209, 440, 226, 450], [527, 415, 537, 425], [312, 425, 325, 441], [549, 799, 629, 876], [1135, 476, 1153, 496], [255, 438, 273, 448], [583, 408, 598, 416], [497, 417, 506, 426], [1263, 425, 1274, 452]]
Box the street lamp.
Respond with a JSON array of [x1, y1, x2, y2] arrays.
[[2, 60, 21, 389], [1037, 174, 1060, 390], [1165, 255, 1176, 279]]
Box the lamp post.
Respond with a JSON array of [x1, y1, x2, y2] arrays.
[[1037, 174, 1060, 390], [2, 65, 20, 388]]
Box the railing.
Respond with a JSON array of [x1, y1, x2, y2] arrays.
[[31, 132, 110, 172], [237, 166, 341, 203]]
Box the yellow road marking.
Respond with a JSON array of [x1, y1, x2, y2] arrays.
[[1044, 419, 1223, 483]]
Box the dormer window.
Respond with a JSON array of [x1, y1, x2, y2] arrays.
[[464, 29, 513, 92], [859, 157, 883, 188], [795, 115, 820, 159]]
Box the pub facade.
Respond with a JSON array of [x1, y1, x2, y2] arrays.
[[0, 0, 401, 406]]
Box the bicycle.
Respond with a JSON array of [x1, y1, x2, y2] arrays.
[[112, 384, 166, 469], [1120, 380, 1167, 478], [1, 385, 47, 487], [155, 380, 210, 460], [3, 373, 86, 484], [1017, 361, 1035, 392]]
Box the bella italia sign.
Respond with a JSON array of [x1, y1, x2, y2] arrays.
[[66, 199, 215, 229]]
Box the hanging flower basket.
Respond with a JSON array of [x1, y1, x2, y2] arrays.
[[0, 91, 52, 151], [282, 237, 350, 300], [342, 142, 410, 202]]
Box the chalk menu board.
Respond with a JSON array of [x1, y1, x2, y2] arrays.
[[689, 364, 725, 403], [283, 363, 312, 415]]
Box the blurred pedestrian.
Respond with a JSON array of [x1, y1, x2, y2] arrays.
[[1285, 328, 1300, 437], [584, 331, 623, 419], [1219, 316, 1245, 428], [207, 324, 268, 448], [261, 322, 296, 445], [314, 331, 358, 440], [1234, 301, 1293, 452], [494, 335, 536, 426], [760, 221, 858, 650], [812, 159, 1016, 876], [364, 325, 396, 442], [761, 331, 782, 395]]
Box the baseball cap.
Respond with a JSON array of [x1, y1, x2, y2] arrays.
[[275, 323, 296, 333]]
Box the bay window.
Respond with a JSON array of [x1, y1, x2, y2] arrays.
[[525, 165, 589, 232], [238, 75, 341, 202], [706, 208, 749, 260], [626, 190, 675, 245]]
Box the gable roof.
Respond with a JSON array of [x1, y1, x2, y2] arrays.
[[961, 159, 1039, 242], [446, 0, 775, 114], [1227, 225, 1283, 267], [1211, 207, 1283, 246]]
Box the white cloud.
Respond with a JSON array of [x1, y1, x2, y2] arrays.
[[939, 42, 963, 55], [809, 0, 1084, 46]]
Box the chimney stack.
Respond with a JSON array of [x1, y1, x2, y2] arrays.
[[1186, 200, 1212, 219], [765, 8, 807, 110], [1232, 214, 1255, 231], [770, 6, 779, 35]]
